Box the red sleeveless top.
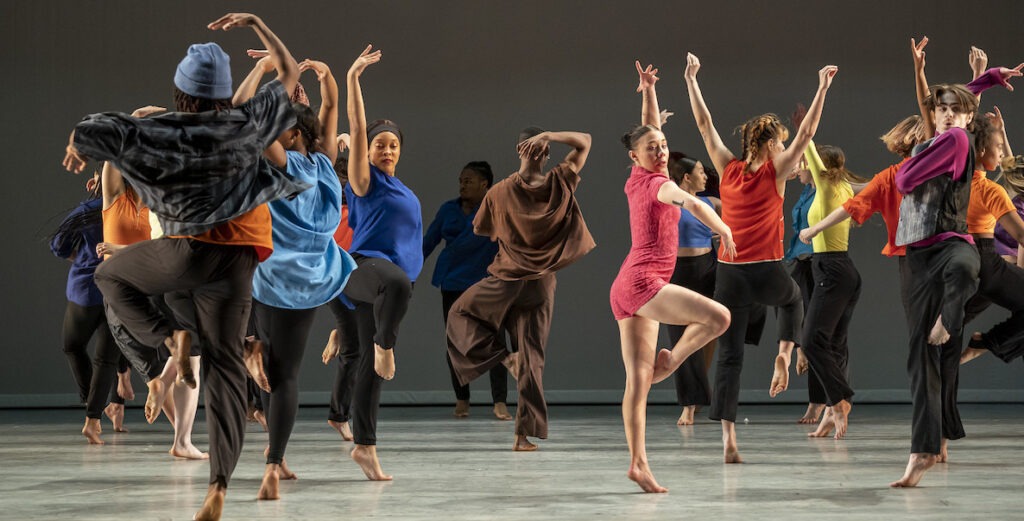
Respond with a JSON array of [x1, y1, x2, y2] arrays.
[[719, 159, 784, 263]]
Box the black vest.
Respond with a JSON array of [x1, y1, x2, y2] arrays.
[[895, 133, 974, 246]]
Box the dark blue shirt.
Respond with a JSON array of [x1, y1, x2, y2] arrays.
[[50, 199, 104, 306], [423, 198, 499, 291], [785, 184, 815, 261], [345, 164, 424, 282]]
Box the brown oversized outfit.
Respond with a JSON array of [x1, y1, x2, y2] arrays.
[[447, 162, 595, 438]]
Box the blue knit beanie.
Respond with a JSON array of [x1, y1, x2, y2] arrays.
[[174, 43, 232, 99]]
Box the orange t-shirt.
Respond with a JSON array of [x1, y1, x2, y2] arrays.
[[967, 170, 1016, 235], [173, 204, 274, 261], [842, 160, 906, 257], [333, 205, 353, 250], [102, 190, 151, 248], [719, 159, 784, 263]]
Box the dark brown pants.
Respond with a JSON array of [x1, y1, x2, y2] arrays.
[[447, 274, 556, 439], [94, 237, 256, 488]]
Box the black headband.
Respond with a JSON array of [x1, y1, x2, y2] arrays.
[[368, 124, 403, 145]]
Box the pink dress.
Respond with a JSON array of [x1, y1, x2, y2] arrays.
[[610, 166, 680, 319]]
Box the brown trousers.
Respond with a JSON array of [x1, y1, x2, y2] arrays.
[[446, 274, 556, 438]]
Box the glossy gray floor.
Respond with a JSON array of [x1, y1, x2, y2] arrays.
[[1, 404, 1022, 520]]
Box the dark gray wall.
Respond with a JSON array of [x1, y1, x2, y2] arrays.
[[4, 1, 1023, 405]]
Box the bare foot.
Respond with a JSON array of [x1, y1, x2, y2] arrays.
[[328, 419, 354, 441], [493, 402, 513, 421], [167, 330, 195, 389], [960, 332, 988, 365], [278, 458, 298, 480], [831, 400, 852, 440], [104, 403, 127, 432], [351, 445, 393, 481], [253, 410, 268, 432], [795, 347, 809, 375], [257, 464, 281, 500], [244, 337, 271, 392], [193, 484, 225, 521], [626, 461, 668, 493], [808, 408, 835, 438], [117, 371, 135, 401], [722, 422, 743, 463], [937, 439, 949, 463], [677, 406, 695, 426], [374, 344, 396, 380], [169, 443, 209, 460], [502, 352, 520, 380], [81, 418, 104, 445], [321, 329, 340, 364], [890, 453, 938, 487], [651, 348, 674, 384], [798, 403, 824, 424], [769, 354, 790, 397], [513, 435, 538, 452], [454, 400, 470, 418], [928, 316, 950, 346], [144, 378, 167, 424]]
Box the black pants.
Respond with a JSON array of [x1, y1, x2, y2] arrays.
[[904, 240, 979, 454], [665, 253, 716, 407], [94, 237, 257, 488], [964, 239, 1024, 362], [327, 298, 360, 423], [710, 261, 803, 423], [789, 257, 825, 405], [62, 302, 125, 418], [442, 289, 509, 404], [800, 252, 861, 406], [253, 302, 318, 466], [341, 256, 413, 445]]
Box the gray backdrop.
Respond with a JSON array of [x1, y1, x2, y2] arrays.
[[3, 0, 1023, 407]]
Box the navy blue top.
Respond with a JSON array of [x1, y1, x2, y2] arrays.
[[50, 199, 104, 307], [423, 198, 499, 291], [677, 196, 715, 248], [785, 184, 816, 260], [345, 164, 424, 282]]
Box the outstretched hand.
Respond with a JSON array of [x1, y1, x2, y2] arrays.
[[247, 49, 275, 73], [818, 65, 838, 90], [208, 12, 259, 31], [517, 133, 549, 161], [996, 64, 1024, 91], [911, 36, 928, 70], [63, 132, 88, 174], [300, 59, 331, 82], [684, 52, 700, 80], [349, 45, 382, 77], [986, 106, 1005, 132], [659, 110, 674, 126], [635, 61, 659, 92], [970, 46, 988, 78]]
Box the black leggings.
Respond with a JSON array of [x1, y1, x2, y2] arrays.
[[799, 252, 861, 406], [341, 256, 413, 445], [253, 301, 318, 466], [62, 301, 125, 418], [327, 298, 360, 423], [666, 253, 715, 407], [711, 261, 803, 423], [964, 239, 1024, 362], [442, 289, 508, 403]]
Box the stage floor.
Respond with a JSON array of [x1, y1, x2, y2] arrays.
[[1, 403, 1021, 520]]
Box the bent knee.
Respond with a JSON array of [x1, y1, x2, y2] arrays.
[[382, 276, 413, 301], [708, 303, 731, 336]]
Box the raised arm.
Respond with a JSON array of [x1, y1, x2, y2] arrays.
[[772, 65, 838, 177], [988, 106, 1013, 159], [345, 45, 383, 197], [636, 61, 661, 129], [208, 13, 299, 96], [232, 53, 275, 106], [683, 53, 734, 174], [911, 37, 935, 138], [657, 181, 736, 260], [300, 59, 340, 163], [517, 131, 592, 173]]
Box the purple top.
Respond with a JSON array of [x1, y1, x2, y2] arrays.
[[50, 198, 104, 307], [994, 194, 1024, 257]]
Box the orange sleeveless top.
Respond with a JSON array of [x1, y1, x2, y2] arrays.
[[718, 159, 784, 264], [102, 190, 151, 248], [175, 204, 274, 262]]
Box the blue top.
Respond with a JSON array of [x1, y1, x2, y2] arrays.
[[50, 198, 104, 307], [345, 164, 424, 282], [423, 198, 499, 291], [252, 150, 357, 309], [678, 196, 715, 248], [785, 184, 816, 261]]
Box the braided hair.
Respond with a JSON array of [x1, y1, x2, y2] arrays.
[[736, 114, 789, 167]]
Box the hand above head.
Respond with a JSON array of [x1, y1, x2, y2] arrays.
[[517, 132, 550, 160], [684, 52, 700, 81], [970, 46, 988, 78], [208, 12, 260, 31], [635, 61, 659, 92], [911, 36, 928, 71], [63, 132, 88, 174], [818, 65, 838, 91], [349, 45, 382, 77], [85, 172, 100, 193], [247, 49, 276, 73], [986, 106, 1005, 132], [659, 110, 674, 126], [995, 63, 1024, 91], [337, 133, 351, 153], [131, 105, 166, 118], [299, 59, 331, 82]]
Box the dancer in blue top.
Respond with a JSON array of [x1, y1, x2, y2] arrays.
[[235, 52, 356, 500], [423, 161, 511, 420]]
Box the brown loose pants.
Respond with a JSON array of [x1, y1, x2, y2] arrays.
[[446, 274, 556, 439]]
